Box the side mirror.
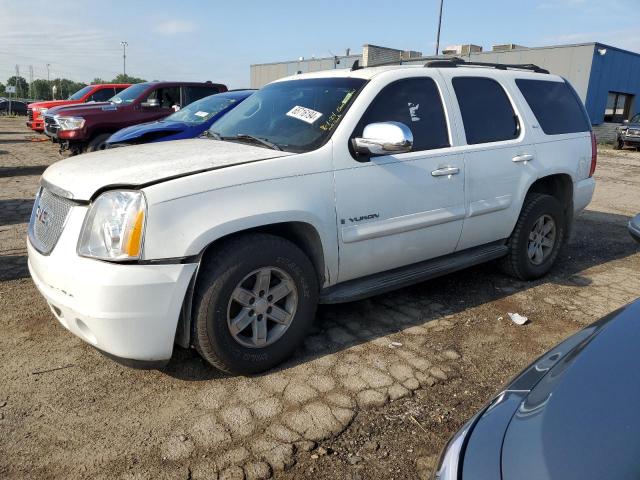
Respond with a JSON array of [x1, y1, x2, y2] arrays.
[[141, 98, 160, 108], [353, 122, 413, 156]]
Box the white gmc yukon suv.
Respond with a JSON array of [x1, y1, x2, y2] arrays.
[[28, 59, 597, 374]]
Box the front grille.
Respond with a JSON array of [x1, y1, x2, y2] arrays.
[[44, 115, 59, 135], [28, 188, 75, 255], [27, 108, 33, 121]]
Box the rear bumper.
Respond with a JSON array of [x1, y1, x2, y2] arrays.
[[629, 215, 640, 243], [574, 177, 595, 214], [27, 206, 198, 364]]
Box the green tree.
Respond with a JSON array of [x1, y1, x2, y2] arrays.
[[91, 77, 107, 84], [6, 76, 29, 97], [31, 79, 52, 100], [50, 78, 87, 100], [112, 73, 146, 84], [0, 82, 5, 95]]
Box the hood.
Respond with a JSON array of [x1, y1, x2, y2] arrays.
[[501, 300, 640, 480], [28, 99, 80, 110], [42, 138, 294, 201], [108, 120, 191, 143], [47, 101, 114, 116]]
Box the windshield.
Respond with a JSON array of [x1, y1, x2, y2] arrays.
[[67, 85, 93, 101], [210, 78, 366, 153], [110, 83, 150, 104], [167, 94, 241, 124]]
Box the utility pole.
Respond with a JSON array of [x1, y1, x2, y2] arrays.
[[435, 0, 444, 56], [15, 65, 21, 97], [121, 41, 128, 77], [29, 65, 34, 100], [46, 63, 50, 82]]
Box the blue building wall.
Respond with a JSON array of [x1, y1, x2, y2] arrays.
[[586, 43, 640, 124]]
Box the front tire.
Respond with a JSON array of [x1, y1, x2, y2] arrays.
[[501, 193, 566, 280], [86, 133, 112, 152], [192, 234, 318, 375]]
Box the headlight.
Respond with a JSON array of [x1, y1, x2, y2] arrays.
[[78, 190, 147, 261], [38, 108, 48, 115], [56, 115, 85, 130], [434, 418, 474, 480]]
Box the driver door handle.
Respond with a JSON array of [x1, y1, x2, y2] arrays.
[[431, 166, 460, 177], [512, 153, 534, 163]]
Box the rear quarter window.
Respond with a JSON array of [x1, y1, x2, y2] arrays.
[[515, 79, 590, 135]]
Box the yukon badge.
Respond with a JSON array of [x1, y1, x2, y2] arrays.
[[341, 213, 380, 224]]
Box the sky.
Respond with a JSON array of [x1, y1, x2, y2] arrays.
[[0, 0, 638, 89]]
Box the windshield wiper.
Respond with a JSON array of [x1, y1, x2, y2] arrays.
[[201, 130, 221, 140], [232, 133, 282, 151]]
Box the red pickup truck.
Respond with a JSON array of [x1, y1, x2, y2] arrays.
[[44, 81, 226, 154], [27, 84, 130, 132]]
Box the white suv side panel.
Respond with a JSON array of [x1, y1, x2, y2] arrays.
[[142, 147, 339, 286], [437, 70, 542, 251]]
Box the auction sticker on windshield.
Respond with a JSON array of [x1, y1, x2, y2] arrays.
[[194, 111, 209, 118], [286, 106, 323, 124]]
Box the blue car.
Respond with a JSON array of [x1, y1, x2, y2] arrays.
[[106, 89, 254, 147]]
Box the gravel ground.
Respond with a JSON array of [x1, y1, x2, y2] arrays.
[[1, 116, 639, 480]]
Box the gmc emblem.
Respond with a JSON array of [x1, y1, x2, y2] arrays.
[[35, 204, 49, 226]]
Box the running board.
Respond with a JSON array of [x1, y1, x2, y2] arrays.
[[319, 241, 508, 304]]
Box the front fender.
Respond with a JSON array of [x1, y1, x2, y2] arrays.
[[141, 170, 339, 285]]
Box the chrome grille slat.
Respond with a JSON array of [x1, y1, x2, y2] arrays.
[[28, 188, 75, 255], [44, 115, 59, 134]]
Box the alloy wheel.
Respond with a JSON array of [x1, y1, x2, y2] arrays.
[[527, 214, 556, 265], [227, 267, 298, 348]]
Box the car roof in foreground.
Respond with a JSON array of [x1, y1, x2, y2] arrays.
[[499, 299, 640, 480], [273, 63, 563, 84]]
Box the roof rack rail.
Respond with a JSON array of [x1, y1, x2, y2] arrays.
[[349, 56, 549, 74], [351, 55, 457, 71], [424, 57, 549, 74]]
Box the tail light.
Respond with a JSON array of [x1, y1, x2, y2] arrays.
[[589, 131, 597, 177]]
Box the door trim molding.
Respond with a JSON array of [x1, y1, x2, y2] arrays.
[[467, 194, 513, 218], [341, 205, 466, 244]]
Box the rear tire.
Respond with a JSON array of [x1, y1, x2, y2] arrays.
[[192, 234, 318, 375], [86, 133, 112, 152], [613, 137, 623, 150], [501, 193, 566, 280]]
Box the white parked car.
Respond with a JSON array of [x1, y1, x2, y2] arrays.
[[28, 59, 597, 374]]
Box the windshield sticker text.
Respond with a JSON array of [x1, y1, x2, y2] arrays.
[[194, 111, 209, 117], [287, 106, 323, 124], [319, 89, 356, 132], [408, 102, 420, 122]]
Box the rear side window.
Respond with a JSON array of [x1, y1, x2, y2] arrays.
[[89, 88, 115, 102], [516, 79, 590, 135], [354, 77, 450, 151], [453, 77, 519, 145], [183, 86, 221, 105]]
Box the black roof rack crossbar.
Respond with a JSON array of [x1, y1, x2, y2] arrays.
[[424, 57, 549, 74]]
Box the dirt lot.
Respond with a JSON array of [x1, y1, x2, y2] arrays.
[[1, 115, 639, 480]]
